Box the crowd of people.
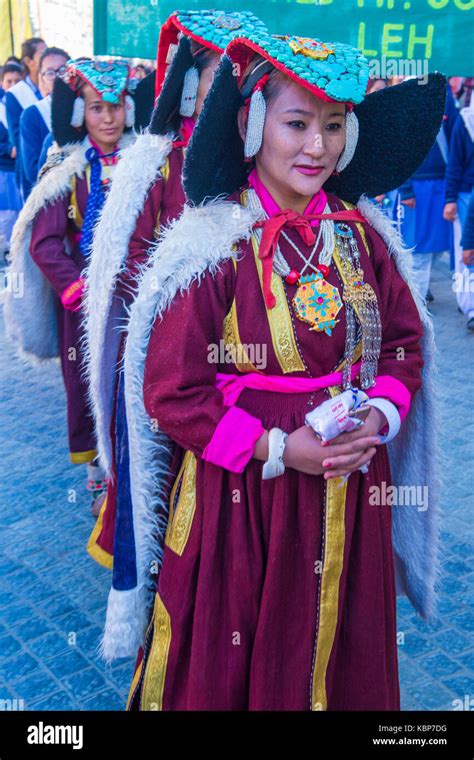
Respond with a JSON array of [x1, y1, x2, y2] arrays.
[[1, 11, 473, 711]]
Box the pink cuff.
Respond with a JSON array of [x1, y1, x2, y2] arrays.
[[61, 277, 85, 311], [366, 375, 412, 420], [202, 406, 264, 473]]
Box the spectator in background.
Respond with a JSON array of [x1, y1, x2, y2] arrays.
[[461, 188, 474, 266], [5, 38, 46, 197], [392, 84, 458, 305], [0, 64, 23, 259], [20, 47, 69, 192], [444, 98, 474, 330]]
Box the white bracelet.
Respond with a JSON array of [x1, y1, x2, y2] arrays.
[[365, 397, 401, 443], [262, 428, 288, 480]]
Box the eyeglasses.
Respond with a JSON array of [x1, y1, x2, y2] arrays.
[[41, 65, 67, 82]]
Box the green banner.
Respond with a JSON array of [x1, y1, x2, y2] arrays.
[[94, 0, 473, 75], [94, 0, 162, 59]]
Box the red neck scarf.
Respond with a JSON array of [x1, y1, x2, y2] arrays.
[[248, 169, 366, 308]]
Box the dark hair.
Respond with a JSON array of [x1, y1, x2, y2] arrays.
[[1, 62, 23, 80], [39, 47, 70, 69], [241, 54, 289, 105], [5, 55, 21, 66], [21, 37, 45, 62], [189, 40, 220, 75]]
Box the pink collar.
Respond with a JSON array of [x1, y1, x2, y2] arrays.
[[248, 168, 327, 227]]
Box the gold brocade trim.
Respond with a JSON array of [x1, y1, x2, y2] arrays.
[[250, 234, 305, 375], [165, 450, 197, 556], [70, 448, 97, 464], [222, 259, 259, 373], [126, 657, 144, 710], [154, 157, 171, 236], [69, 164, 90, 230], [86, 494, 113, 570], [311, 383, 348, 712], [141, 593, 172, 710]]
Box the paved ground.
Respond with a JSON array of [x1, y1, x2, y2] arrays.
[[0, 253, 472, 711]]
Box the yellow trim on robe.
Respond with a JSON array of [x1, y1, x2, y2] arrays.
[[311, 441, 348, 711], [70, 448, 97, 464], [165, 451, 197, 556], [126, 657, 144, 710], [310, 211, 372, 710], [86, 494, 113, 570], [69, 164, 91, 230], [141, 593, 172, 710], [153, 157, 171, 236]]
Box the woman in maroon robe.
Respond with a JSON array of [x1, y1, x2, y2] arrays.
[[123, 33, 445, 709]]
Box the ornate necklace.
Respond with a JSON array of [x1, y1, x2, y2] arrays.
[[247, 189, 381, 388], [248, 189, 342, 335]]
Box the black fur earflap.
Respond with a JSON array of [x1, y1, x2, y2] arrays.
[[184, 56, 246, 204], [51, 76, 86, 147], [184, 64, 447, 206], [325, 73, 447, 202], [132, 71, 156, 132], [149, 35, 194, 136]]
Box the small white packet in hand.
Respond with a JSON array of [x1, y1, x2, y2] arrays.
[[305, 387, 369, 443]]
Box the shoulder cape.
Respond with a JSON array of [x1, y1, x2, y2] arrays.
[[100, 197, 440, 661], [4, 133, 135, 365], [83, 131, 174, 477]]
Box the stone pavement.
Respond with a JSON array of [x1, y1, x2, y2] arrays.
[[0, 253, 472, 711]]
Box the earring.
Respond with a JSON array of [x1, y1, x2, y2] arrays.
[[244, 89, 266, 159], [179, 66, 199, 117], [124, 94, 135, 128], [336, 111, 359, 172], [70, 96, 85, 128]]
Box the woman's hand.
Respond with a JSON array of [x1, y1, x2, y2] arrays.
[[443, 202, 457, 221], [401, 197, 416, 209], [319, 406, 386, 479], [283, 424, 381, 478]]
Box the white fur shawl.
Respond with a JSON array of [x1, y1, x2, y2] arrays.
[[83, 132, 174, 477], [3, 133, 135, 365], [101, 196, 440, 661]]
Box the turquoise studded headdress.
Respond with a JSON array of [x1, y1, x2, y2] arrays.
[[155, 10, 268, 97], [231, 33, 370, 105], [183, 31, 446, 206], [149, 10, 267, 136], [65, 57, 131, 104], [51, 56, 156, 146]]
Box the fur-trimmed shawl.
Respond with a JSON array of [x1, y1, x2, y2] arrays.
[[83, 131, 174, 477], [3, 132, 135, 365], [99, 196, 440, 662]]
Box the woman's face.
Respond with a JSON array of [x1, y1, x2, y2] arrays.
[[239, 77, 346, 210], [82, 83, 126, 152], [193, 53, 221, 118]]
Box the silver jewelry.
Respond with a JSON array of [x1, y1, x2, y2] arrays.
[[244, 88, 266, 159], [262, 428, 288, 480], [70, 96, 85, 127], [124, 94, 135, 128], [336, 111, 359, 173], [335, 223, 381, 390], [179, 66, 199, 117]]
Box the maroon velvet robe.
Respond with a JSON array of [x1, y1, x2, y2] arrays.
[[127, 191, 423, 711], [30, 174, 95, 462]]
